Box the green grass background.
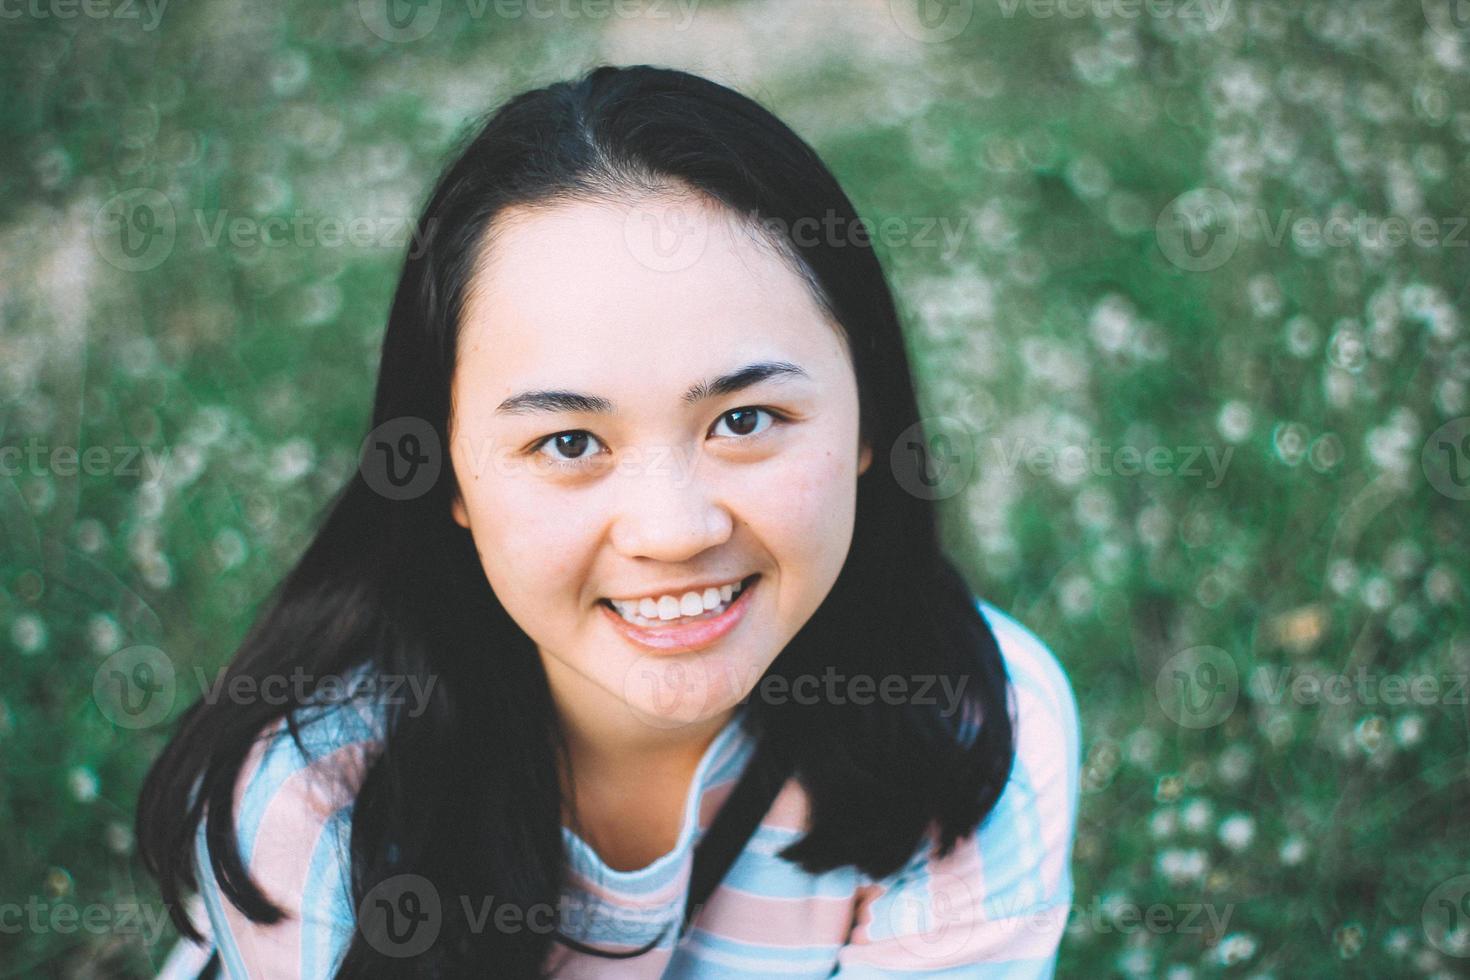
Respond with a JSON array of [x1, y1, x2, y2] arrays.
[[2, 0, 1468, 976]]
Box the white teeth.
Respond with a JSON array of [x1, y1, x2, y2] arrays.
[[608, 577, 750, 626]]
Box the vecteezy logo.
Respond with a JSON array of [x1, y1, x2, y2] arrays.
[[890, 871, 977, 960], [621, 197, 711, 273], [93, 645, 176, 729], [1423, 0, 1470, 42], [621, 654, 723, 730], [1156, 645, 1238, 729], [358, 874, 441, 957], [1155, 188, 1239, 272], [359, 417, 442, 501], [888, 0, 974, 42], [891, 417, 974, 500], [92, 189, 177, 272], [1422, 417, 1470, 501], [1423, 874, 1470, 958], [358, 0, 440, 42]]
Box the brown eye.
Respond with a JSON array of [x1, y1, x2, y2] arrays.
[[533, 431, 604, 463], [711, 407, 777, 439]]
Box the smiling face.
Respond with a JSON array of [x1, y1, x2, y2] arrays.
[[447, 189, 871, 741]]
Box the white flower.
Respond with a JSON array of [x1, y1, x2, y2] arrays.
[[1182, 798, 1214, 834], [1354, 715, 1387, 754], [1214, 932, 1258, 965], [87, 614, 122, 656], [1394, 713, 1425, 748], [1218, 814, 1256, 852], [11, 613, 47, 655], [1136, 503, 1172, 549], [1327, 559, 1359, 596], [1387, 604, 1420, 642], [1384, 927, 1412, 956], [1059, 575, 1095, 619], [104, 821, 134, 855], [1217, 744, 1253, 784], [1128, 728, 1162, 768], [269, 437, 316, 484], [1157, 848, 1209, 885], [1089, 294, 1135, 354], [1274, 421, 1309, 465], [1424, 565, 1458, 605], [1285, 314, 1319, 357], [1361, 576, 1393, 612], [1384, 540, 1424, 579], [68, 766, 99, 804], [1217, 400, 1253, 443], [74, 517, 108, 554], [1150, 807, 1178, 839], [1075, 486, 1117, 531], [1247, 273, 1283, 318], [1117, 947, 1153, 978], [213, 528, 249, 570]]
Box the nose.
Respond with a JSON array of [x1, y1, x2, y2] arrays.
[[607, 449, 734, 562]]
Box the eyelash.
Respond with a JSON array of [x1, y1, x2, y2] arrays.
[[528, 406, 790, 470]]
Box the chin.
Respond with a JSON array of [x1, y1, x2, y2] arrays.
[[615, 652, 750, 731]]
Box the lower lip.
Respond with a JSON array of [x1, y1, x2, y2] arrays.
[[600, 575, 760, 654]]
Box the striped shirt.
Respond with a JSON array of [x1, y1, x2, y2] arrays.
[[155, 598, 1081, 978]]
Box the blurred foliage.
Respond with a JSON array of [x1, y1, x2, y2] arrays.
[[2, 0, 1469, 977]]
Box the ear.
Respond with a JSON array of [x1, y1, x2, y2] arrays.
[[451, 492, 470, 529], [858, 438, 872, 476]]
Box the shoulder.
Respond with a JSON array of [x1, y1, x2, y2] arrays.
[[885, 597, 1081, 884], [224, 690, 387, 859], [976, 597, 1082, 850], [829, 601, 1082, 970], [977, 597, 1080, 751], [194, 680, 390, 901], [878, 597, 1082, 880], [190, 691, 387, 976]]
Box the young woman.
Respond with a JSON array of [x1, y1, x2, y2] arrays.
[[138, 64, 1081, 979]]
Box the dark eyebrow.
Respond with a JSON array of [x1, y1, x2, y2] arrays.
[[494, 360, 811, 416]]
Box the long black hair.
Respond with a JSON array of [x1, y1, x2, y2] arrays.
[[136, 64, 1016, 978]]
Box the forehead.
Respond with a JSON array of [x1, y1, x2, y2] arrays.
[[455, 193, 845, 384]]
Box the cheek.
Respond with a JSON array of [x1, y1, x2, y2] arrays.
[[741, 445, 857, 561], [455, 468, 590, 605]]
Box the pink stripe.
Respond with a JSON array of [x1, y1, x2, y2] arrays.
[[697, 778, 738, 829], [215, 739, 372, 975], [1012, 684, 1072, 899], [699, 773, 804, 834], [190, 603, 1075, 976], [564, 769, 793, 910], [836, 709, 1074, 972], [756, 779, 808, 832], [993, 616, 1067, 722], [839, 905, 1068, 968], [232, 716, 285, 810], [695, 888, 855, 947]]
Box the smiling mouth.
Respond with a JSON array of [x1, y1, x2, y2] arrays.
[[598, 573, 760, 627]]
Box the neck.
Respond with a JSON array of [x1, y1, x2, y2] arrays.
[[542, 657, 739, 797], [564, 710, 734, 781]]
